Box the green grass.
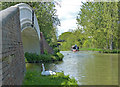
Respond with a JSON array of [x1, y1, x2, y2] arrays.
[[79, 48, 120, 53], [22, 70, 78, 86], [79, 48, 103, 51]]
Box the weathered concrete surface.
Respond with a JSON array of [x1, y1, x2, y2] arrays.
[[0, 6, 25, 85], [21, 27, 40, 54], [0, 6, 2, 86], [40, 32, 54, 54]]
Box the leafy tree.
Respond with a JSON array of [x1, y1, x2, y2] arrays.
[[76, 2, 118, 50], [59, 2, 119, 51]]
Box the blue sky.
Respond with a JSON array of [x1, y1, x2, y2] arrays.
[[55, 0, 86, 36]]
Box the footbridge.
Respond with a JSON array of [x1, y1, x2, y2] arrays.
[[0, 3, 53, 86], [16, 3, 41, 54]]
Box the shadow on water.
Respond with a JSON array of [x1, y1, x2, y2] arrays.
[[26, 51, 118, 85]]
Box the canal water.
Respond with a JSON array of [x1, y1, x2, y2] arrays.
[[26, 51, 118, 85]]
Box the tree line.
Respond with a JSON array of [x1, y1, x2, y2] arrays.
[[59, 2, 119, 51]]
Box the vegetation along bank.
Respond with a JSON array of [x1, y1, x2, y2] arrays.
[[25, 48, 64, 63], [22, 70, 78, 86]]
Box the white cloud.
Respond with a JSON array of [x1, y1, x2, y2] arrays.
[[55, 0, 85, 36], [57, 19, 77, 35]]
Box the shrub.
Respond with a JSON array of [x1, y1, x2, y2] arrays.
[[25, 51, 64, 63], [25, 52, 37, 63], [56, 52, 64, 61], [40, 54, 51, 62], [102, 49, 120, 53], [25, 52, 50, 63], [44, 50, 48, 55], [53, 47, 60, 53], [51, 55, 57, 61]]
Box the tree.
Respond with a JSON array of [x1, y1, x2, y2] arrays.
[[76, 2, 118, 50]]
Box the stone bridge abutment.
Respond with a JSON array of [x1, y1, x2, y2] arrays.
[[0, 6, 25, 85]]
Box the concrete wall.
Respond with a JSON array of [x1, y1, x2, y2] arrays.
[[0, 4, 2, 86], [40, 32, 54, 54], [21, 27, 40, 54], [0, 6, 25, 86]]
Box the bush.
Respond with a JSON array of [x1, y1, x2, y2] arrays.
[[44, 50, 48, 55], [25, 52, 39, 63], [56, 52, 64, 61], [25, 52, 64, 63], [103, 49, 120, 53], [40, 54, 51, 62], [53, 47, 60, 53], [51, 55, 57, 61], [25, 52, 50, 63]]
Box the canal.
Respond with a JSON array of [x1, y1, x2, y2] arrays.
[[26, 51, 118, 85]]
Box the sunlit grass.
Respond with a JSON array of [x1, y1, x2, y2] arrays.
[[79, 48, 120, 53], [22, 70, 78, 86], [79, 48, 103, 51]]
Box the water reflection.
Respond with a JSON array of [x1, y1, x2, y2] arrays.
[[26, 51, 118, 85]]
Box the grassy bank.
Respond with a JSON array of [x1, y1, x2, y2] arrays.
[[25, 52, 64, 63], [25, 48, 64, 63], [22, 70, 78, 86], [78, 48, 120, 53]]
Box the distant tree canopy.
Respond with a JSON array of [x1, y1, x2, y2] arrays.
[[59, 2, 119, 51], [1, 2, 60, 48]]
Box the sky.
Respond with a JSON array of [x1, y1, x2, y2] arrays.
[[55, 0, 86, 36]]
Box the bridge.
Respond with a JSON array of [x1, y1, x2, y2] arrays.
[[17, 3, 41, 54], [0, 3, 53, 86]]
